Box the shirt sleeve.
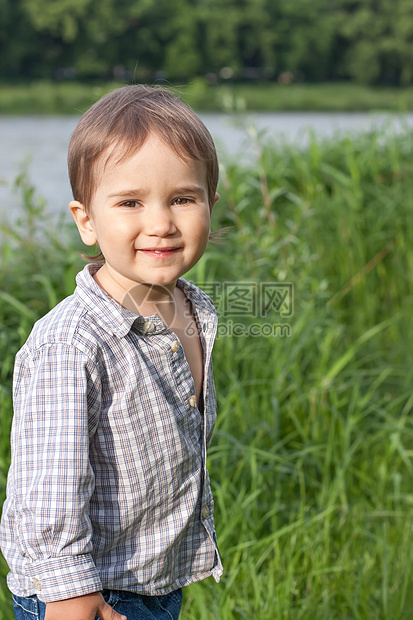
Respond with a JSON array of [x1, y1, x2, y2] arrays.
[[10, 342, 103, 602]]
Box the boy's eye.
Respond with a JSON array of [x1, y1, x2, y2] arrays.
[[120, 200, 140, 208], [172, 197, 192, 205]]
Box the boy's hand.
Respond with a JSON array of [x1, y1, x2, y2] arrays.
[[44, 591, 127, 620]]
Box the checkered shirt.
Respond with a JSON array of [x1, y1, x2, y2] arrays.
[[0, 264, 222, 603]]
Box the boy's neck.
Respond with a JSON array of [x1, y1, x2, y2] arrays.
[[93, 263, 178, 319]]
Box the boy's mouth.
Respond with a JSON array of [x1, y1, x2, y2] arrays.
[[137, 247, 181, 257]]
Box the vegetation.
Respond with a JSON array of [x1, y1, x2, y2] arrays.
[[2, 0, 413, 86], [4, 80, 413, 114], [1, 126, 413, 618]]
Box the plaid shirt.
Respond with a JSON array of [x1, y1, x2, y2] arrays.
[[0, 264, 222, 603]]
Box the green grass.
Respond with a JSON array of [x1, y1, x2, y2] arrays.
[[1, 125, 413, 618], [2, 79, 413, 114]]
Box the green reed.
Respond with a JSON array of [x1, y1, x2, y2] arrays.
[[1, 125, 413, 619]]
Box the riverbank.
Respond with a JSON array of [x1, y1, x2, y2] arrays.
[[1, 80, 413, 114]]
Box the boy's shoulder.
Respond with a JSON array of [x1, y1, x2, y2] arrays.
[[22, 265, 136, 355], [23, 293, 94, 354], [20, 265, 111, 357]]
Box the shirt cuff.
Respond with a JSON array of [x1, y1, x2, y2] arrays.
[[24, 554, 103, 603]]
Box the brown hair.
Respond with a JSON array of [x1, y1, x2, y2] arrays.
[[68, 84, 219, 214]]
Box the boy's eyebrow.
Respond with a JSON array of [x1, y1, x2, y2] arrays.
[[172, 185, 207, 196], [108, 189, 143, 198], [108, 185, 207, 198]]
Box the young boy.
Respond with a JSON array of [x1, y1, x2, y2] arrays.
[[0, 85, 222, 620]]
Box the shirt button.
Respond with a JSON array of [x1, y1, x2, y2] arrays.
[[142, 320, 155, 334], [189, 395, 197, 408], [171, 340, 180, 353], [32, 578, 42, 590], [201, 506, 209, 519]]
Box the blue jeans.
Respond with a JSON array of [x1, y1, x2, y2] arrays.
[[12, 588, 183, 619]]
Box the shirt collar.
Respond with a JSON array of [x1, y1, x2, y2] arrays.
[[74, 264, 216, 339]]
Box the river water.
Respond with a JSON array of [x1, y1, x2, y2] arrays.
[[1, 112, 413, 218]]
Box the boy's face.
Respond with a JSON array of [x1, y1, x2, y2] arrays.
[[70, 133, 218, 295]]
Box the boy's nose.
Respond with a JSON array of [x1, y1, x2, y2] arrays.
[[144, 205, 177, 237]]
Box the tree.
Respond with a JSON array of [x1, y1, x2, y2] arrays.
[[1, 0, 413, 85]]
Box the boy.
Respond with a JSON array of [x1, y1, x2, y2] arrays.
[[0, 85, 222, 620]]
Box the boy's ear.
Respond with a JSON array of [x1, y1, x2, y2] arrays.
[[211, 192, 220, 213], [69, 200, 97, 246]]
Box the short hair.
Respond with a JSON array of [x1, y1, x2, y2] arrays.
[[68, 84, 219, 213]]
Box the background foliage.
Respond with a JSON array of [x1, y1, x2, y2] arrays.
[[2, 0, 413, 85], [1, 126, 413, 617]]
